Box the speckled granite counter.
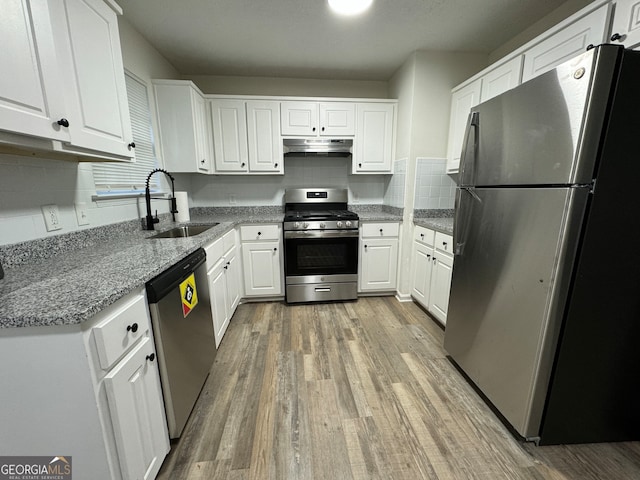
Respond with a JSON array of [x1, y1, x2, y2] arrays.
[[351, 205, 403, 222], [0, 209, 283, 329], [413, 217, 454, 235]]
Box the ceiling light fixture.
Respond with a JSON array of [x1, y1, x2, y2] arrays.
[[328, 0, 373, 16]]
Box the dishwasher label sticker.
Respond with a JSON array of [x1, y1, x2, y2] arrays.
[[180, 273, 198, 317]]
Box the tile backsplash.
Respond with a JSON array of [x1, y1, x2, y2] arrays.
[[383, 158, 406, 208], [414, 157, 456, 209]]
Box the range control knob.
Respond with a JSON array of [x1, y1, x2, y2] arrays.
[[345, 221, 352, 228], [303, 222, 309, 229], [294, 222, 301, 229], [336, 221, 343, 228], [320, 222, 326, 229]]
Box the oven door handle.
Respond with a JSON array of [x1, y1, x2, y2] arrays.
[[284, 230, 359, 239]]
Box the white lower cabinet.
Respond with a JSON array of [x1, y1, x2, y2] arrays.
[[104, 337, 168, 480], [205, 229, 241, 347], [411, 225, 454, 326], [359, 222, 400, 292], [0, 287, 169, 480], [240, 224, 283, 297]]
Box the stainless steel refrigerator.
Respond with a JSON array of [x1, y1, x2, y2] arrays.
[[444, 44, 640, 445]]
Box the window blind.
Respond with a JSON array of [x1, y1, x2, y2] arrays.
[[93, 72, 161, 194]]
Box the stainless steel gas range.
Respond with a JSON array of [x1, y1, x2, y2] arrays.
[[283, 188, 359, 304]]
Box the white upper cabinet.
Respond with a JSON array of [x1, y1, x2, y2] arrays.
[[281, 101, 355, 136], [154, 80, 213, 173], [246, 100, 283, 174], [480, 56, 523, 103], [210, 99, 249, 173], [521, 4, 611, 82], [610, 0, 640, 49], [446, 79, 481, 174], [352, 103, 395, 174], [0, 0, 69, 142], [0, 0, 133, 161], [50, 0, 135, 160]]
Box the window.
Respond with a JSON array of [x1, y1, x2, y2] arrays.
[[92, 71, 162, 196]]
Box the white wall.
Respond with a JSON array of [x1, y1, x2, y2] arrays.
[[0, 17, 180, 246], [186, 75, 389, 98]]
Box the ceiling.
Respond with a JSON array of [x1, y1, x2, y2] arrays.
[[117, 0, 586, 81]]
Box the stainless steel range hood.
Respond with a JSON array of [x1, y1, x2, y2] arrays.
[[283, 138, 352, 157]]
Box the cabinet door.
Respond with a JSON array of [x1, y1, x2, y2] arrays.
[[610, 0, 640, 49], [208, 263, 229, 348], [353, 103, 394, 173], [246, 100, 283, 174], [193, 90, 212, 173], [319, 102, 355, 136], [429, 252, 453, 325], [242, 242, 282, 296], [359, 238, 398, 291], [522, 4, 611, 83], [411, 242, 433, 309], [52, 0, 134, 158], [446, 78, 481, 174], [480, 56, 523, 103], [104, 337, 169, 480], [280, 101, 318, 136], [211, 99, 249, 173], [226, 248, 242, 313], [0, 0, 69, 141]]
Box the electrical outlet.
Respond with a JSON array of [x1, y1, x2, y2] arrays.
[[229, 194, 237, 205], [42, 204, 62, 232], [75, 202, 89, 226]]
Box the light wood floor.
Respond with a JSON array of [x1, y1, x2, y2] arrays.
[[157, 297, 640, 479]]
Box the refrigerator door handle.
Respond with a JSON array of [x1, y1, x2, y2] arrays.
[[459, 111, 480, 186], [454, 186, 480, 256]]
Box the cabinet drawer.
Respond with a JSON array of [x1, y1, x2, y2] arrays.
[[362, 222, 399, 238], [204, 237, 224, 271], [240, 224, 280, 241], [414, 226, 435, 246], [435, 231, 454, 256], [223, 229, 236, 253], [93, 293, 150, 371]]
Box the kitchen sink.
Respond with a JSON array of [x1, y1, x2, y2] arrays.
[[148, 223, 219, 239]]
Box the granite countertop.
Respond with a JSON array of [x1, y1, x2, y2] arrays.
[[0, 210, 283, 329], [413, 217, 454, 235]]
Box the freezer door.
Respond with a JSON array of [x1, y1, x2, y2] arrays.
[[458, 46, 619, 187], [445, 186, 589, 439]]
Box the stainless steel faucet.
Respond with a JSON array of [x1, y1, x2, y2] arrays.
[[145, 168, 177, 230]]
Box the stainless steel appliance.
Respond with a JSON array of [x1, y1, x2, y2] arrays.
[[284, 188, 359, 303], [146, 248, 216, 438], [283, 138, 352, 156], [444, 44, 640, 445]]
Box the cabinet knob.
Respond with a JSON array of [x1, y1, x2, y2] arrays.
[[224, 265, 228, 270], [359, 163, 362, 168], [274, 163, 278, 168], [126, 323, 138, 333], [57, 118, 70, 128], [322, 127, 325, 132], [611, 32, 623, 42], [258, 231, 262, 236], [586, 44, 595, 51], [128, 142, 136, 149], [427, 254, 431, 259], [364, 244, 368, 249], [420, 234, 424, 238], [226, 261, 230, 265], [273, 247, 277, 252], [146, 353, 156, 362], [312, 127, 316, 132], [443, 242, 448, 247], [201, 159, 206, 164], [241, 162, 246, 167], [379, 228, 383, 233]]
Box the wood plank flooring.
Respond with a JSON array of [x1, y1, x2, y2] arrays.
[[157, 297, 640, 479]]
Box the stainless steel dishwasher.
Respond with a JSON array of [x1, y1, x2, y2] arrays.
[[146, 248, 216, 438]]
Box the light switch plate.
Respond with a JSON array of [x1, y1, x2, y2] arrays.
[[42, 204, 62, 231], [75, 202, 89, 226]]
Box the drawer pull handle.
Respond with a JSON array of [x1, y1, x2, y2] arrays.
[[316, 287, 331, 292], [146, 353, 156, 362], [126, 323, 139, 333]]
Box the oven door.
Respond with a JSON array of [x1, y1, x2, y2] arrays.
[[284, 230, 358, 279]]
